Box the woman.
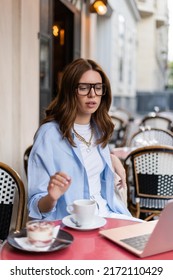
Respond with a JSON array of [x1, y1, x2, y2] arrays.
[[28, 58, 132, 220]]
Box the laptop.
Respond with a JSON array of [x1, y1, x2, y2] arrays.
[[100, 200, 173, 258]]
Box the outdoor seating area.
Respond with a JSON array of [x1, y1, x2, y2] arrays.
[[111, 108, 173, 221], [1, 0, 173, 270], [1, 108, 173, 260]]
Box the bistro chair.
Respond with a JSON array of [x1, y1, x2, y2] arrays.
[[124, 145, 173, 221], [139, 115, 173, 131], [0, 162, 25, 241], [128, 128, 173, 147], [23, 145, 32, 176], [109, 115, 129, 147], [110, 107, 132, 123]]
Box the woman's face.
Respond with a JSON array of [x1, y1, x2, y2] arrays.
[[75, 70, 103, 124]]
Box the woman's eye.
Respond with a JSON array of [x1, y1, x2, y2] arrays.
[[80, 86, 88, 90], [95, 86, 102, 90]]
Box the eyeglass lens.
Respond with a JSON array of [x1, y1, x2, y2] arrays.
[[77, 83, 106, 96]]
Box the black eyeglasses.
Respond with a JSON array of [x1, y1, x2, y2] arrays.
[[76, 83, 106, 96]]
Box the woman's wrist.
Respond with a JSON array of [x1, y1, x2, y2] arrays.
[[38, 194, 58, 213]]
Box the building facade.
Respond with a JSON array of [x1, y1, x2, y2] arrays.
[[134, 0, 169, 113], [135, 0, 168, 92]]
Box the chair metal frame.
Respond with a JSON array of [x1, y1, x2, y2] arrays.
[[23, 145, 32, 176], [124, 145, 173, 221], [0, 162, 25, 240]]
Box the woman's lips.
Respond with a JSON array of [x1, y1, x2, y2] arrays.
[[85, 101, 97, 108]]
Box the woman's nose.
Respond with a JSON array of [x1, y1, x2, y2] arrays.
[[88, 86, 96, 97]]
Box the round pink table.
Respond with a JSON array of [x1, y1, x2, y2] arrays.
[[1, 218, 173, 260]]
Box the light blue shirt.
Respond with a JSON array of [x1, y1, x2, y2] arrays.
[[27, 121, 131, 220]]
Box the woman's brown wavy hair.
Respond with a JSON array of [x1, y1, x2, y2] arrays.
[[41, 58, 114, 148]]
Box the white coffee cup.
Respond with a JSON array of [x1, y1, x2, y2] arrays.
[[67, 199, 97, 226]]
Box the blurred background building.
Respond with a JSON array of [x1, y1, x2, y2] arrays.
[[135, 0, 169, 114], [0, 0, 171, 181]]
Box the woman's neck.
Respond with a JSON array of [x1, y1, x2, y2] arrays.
[[74, 115, 91, 125]]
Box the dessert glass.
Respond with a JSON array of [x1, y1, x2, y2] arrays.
[[26, 220, 54, 247]]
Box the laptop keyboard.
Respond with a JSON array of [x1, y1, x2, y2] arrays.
[[120, 233, 150, 251]]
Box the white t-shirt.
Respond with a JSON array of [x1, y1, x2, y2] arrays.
[[73, 123, 140, 221], [74, 123, 113, 217]]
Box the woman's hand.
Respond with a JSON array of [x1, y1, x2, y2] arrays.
[[38, 172, 71, 213], [48, 172, 71, 201]]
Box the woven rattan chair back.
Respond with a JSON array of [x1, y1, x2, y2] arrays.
[[140, 115, 172, 131], [0, 162, 25, 240], [129, 128, 173, 147], [124, 145, 173, 221]]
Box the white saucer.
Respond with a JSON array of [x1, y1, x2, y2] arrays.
[[62, 215, 107, 231]]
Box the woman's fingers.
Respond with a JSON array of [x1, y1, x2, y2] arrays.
[[50, 172, 71, 187]]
